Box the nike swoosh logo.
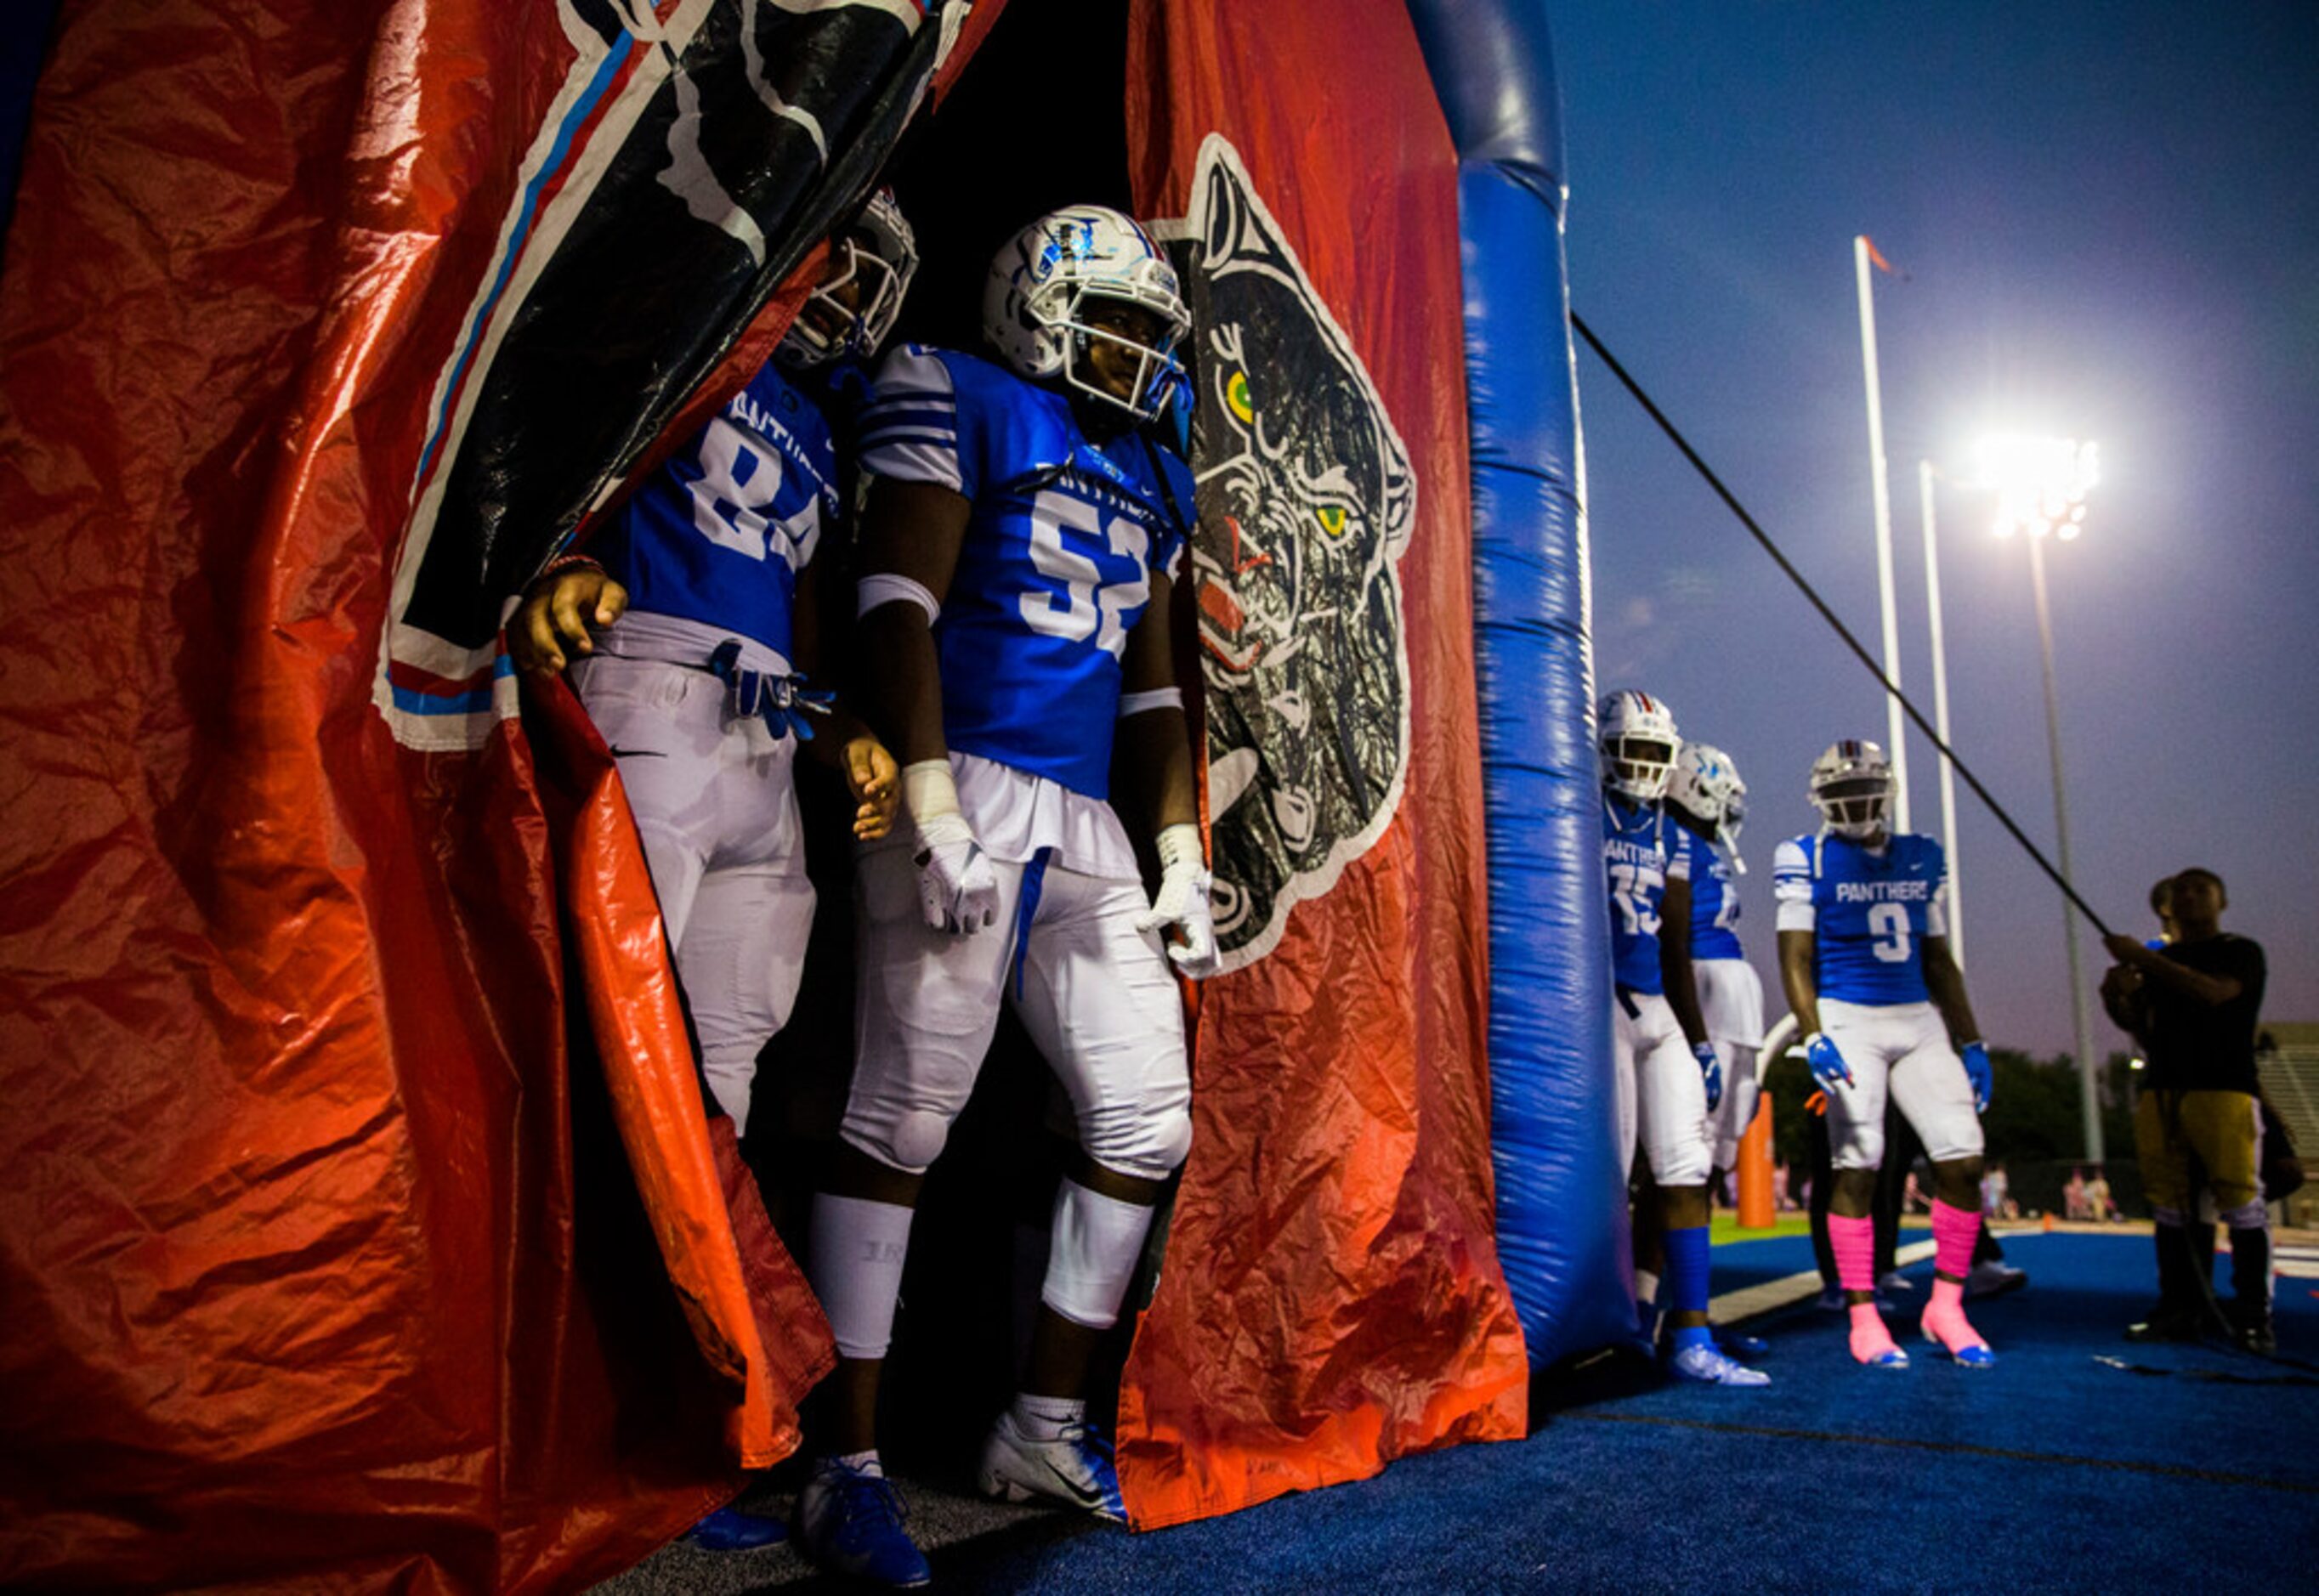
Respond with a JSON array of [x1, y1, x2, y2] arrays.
[[607, 746, 666, 759]]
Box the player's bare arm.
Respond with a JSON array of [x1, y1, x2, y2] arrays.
[[1659, 874, 1709, 1048], [787, 560, 899, 839], [854, 477, 972, 765], [1113, 574, 1197, 839], [2101, 933, 2243, 1006], [1778, 927, 1822, 1039], [507, 561, 627, 675], [1921, 936, 1983, 1045]]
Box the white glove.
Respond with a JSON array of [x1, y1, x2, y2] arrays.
[[1136, 823, 1220, 978], [904, 759, 998, 935]]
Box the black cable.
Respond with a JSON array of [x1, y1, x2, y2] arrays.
[[1569, 311, 2114, 941]]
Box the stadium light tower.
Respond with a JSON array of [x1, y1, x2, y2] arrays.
[[1975, 433, 2104, 1163]]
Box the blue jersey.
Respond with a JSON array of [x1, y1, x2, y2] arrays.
[[1604, 793, 1689, 994], [1772, 832, 1948, 1005], [858, 345, 1192, 799], [1682, 827, 1745, 962], [593, 358, 839, 662]]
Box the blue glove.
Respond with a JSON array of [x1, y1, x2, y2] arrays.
[[1693, 1041, 1723, 1113], [1960, 1040, 1993, 1114], [1804, 1030, 1853, 1089]]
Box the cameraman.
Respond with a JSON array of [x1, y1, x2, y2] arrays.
[[2102, 869, 2271, 1351]]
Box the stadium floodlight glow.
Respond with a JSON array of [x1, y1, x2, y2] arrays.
[[1973, 433, 2101, 540]]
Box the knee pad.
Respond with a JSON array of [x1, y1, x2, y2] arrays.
[[1078, 1089, 1192, 1182], [2221, 1198, 2269, 1231], [842, 1108, 954, 1175], [1041, 1180, 1156, 1330]]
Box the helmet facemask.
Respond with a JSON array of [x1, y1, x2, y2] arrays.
[[1812, 774, 1891, 838], [1047, 284, 1188, 425], [780, 190, 917, 369], [1602, 733, 1677, 802]]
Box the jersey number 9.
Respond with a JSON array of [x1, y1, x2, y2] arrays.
[[1867, 901, 1913, 964]]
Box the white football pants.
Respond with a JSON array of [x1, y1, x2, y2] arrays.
[[841, 842, 1191, 1181], [1613, 988, 1712, 1186], [1818, 997, 1984, 1171], [575, 654, 814, 1137], [1698, 958, 1766, 1169]]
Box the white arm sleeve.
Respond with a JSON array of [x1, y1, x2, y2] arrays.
[[1772, 837, 1817, 932]]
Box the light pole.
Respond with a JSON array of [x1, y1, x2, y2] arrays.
[[1977, 433, 2103, 1163], [1854, 237, 1912, 829], [1918, 459, 1964, 966]]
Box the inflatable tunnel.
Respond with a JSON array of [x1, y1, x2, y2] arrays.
[[0, 1, 1619, 1588]]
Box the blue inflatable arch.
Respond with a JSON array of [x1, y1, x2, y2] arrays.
[[1410, 1, 1631, 1366]]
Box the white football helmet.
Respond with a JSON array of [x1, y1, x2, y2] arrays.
[[983, 205, 1188, 423], [1669, 741, 1749, 869], [780, 187, 918, 369], [1810, 739, 1893, 839], [1598, 689, 1680, 802]]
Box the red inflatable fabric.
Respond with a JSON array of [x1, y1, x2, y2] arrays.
[[1115, 0, 1530, 1531], [0, 3, 847, 1589]]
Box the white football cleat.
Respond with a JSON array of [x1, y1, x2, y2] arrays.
[[977, 1409, 1126, 1521], [1669, 1341, 1772, 1386]]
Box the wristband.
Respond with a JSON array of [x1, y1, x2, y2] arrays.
[[538, 552, 604, 580], [903, 758, 961, 828], [1119, 687, 1184, 719], [1154, 822, 1204, 873]]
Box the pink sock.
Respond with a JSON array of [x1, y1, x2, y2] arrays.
[[1829, 1212, 1877, 1293], [1831, 1214, 1899, 1362], [1922, 1200, 1988, 1354]]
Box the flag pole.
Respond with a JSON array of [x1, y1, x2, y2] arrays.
[[1854, 235, 1910, 830]]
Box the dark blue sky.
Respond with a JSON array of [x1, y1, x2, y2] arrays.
[[1553, 3, 2318, 1056]]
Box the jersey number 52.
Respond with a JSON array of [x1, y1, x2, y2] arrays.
[[1018, 488, 1150, 660]]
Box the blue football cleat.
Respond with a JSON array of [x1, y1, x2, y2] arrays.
[[1669, 1341, 1772, 1386], [687, 1504, 785, 1551], [1715, 1325, 1771, 1359], [793, 1459, 931, 1588], [978, 1410, 1127, 1521], [1925, 1327, 1998, 1368]]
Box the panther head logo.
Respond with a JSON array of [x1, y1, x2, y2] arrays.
[[1152, 135, 1415, 971]]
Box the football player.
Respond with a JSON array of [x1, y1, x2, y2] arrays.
[[1601, 692, 1766, 1388], [1664, 740, 1769, 1360], [793, 205, 1213, 1587], [506, 193, 915, 1553], [1774, 739, 1995, 1368], [508, 190, 913, 1136]]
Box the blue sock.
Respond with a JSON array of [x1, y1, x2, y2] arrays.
[[1664, 1224, 1712, 1352], [1673, 1323, 1715, 1354]]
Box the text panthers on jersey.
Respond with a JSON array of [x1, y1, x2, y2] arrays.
[[858, 343, 1194, 800], [591, 357, 841, 666], [1604, 793, 1690, 994], [1772, 833, 1949, 1005]]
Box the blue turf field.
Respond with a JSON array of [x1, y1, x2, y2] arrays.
[[905, 1232, 2319, 1593]]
